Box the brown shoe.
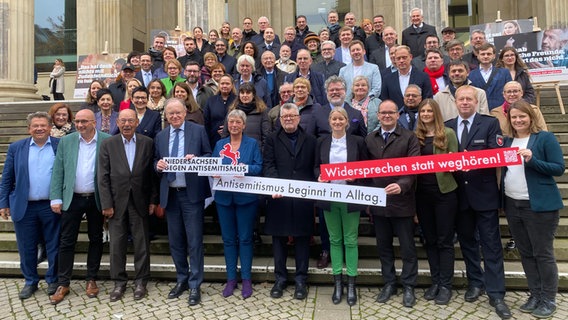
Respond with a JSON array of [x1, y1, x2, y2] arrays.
[[133, 284, 147, 300], [86, 280, 99, 298], [109, 286, 126, 302], [49, 286, 70, 305]]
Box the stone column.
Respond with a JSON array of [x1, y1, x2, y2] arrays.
[[0, 0, 40, 101]]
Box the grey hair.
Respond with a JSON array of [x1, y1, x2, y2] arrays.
[[227, 109, 247, 123], [410, 8, 423, 16], [280, 102, 299, 115], [405, 84, 422, 96], [164, 98, 187, 112], [27, 111, 51, 126], [321, 40, 336, 50], [237, 54, 256, 73], [325, 75, 347, 91]]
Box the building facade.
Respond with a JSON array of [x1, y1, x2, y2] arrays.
[[0, 0, 566, 101]]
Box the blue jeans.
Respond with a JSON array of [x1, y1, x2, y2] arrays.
[[217, 200, 258, 280], [505, 197, 559, 301]]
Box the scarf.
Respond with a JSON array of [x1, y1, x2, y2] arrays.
[[237, 102, 256, 115], [352, 97, 370, 126], [50, 122, 73, 138], [424, 66, 445, 95], [502, 101, 511, 114]]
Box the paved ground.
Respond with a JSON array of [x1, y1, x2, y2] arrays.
[[0, 278, 567, 320]]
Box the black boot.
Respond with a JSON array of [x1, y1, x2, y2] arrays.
[[347, 276, 357, 306], [332, 275, 343, 304]]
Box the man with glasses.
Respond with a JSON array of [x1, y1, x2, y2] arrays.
[[312, 41, 345, 79], [98, 109, 158, 302], [155, 98, 211, 306], [282, 26, 305, 61], [242, 17, 258, 42], [184, 61, 214, 107], [135, 53, 155, 88], [264, 103, 317, 300], [213, 39, 236, 75], [324, 76, 367, 137], [411, 35, 450, 71], [365, 99, 420, 308], [365, 15, 386, 54], [48, 109, 111, 305]]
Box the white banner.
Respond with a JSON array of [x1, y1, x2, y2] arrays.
[[212, 176, 386, 207], [162, 157, 248, 176]]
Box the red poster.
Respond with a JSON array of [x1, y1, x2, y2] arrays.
[[321, 148, 521, 181]]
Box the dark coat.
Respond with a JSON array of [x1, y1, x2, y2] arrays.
[[314, 134, 369, 212], [263, 127, 317, 236], [365, 32, 384, 54], [259, 67, 289, 108], [311, 59, 345, 80], [217, 53, 237, 75], [233, 74, 273, 108], [154, 121, 212, 207], [284, 69, 328, 106], [203, 93, 237, 148], [273, 96, 329, 138], [401, 23, 437, 57], [365, 125, 420, 217], [380, 68, 434, 109], [258, 42, 281, 60], [178, 51, 204, 68], [222, 108, 270, 150], [368, 43, 389, 71], [135, 108, 162, 139], [445, 113, 502, 211]]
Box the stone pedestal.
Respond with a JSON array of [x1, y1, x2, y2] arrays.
[[0, 0, 40, 101]]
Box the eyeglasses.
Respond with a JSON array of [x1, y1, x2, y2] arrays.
[[404, 93, 419, 98], [280, 114, 299, 120], [378, 111, 397, 116], [504, 89, 521, 95], [132, 96, 147, 100]]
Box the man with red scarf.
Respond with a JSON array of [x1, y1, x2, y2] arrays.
[[423, 49, 450, 95]]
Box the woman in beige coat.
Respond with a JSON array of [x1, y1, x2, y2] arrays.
[[50, 58, 65, 100]]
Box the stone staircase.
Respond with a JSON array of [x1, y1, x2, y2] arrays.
[[0, 94, 567, 290]]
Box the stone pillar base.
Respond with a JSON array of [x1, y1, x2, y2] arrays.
[[0, 81, 41, 101]]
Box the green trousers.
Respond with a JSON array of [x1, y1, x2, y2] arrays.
[[324, 202, 360, 276]]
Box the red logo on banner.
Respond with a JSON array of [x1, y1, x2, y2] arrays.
[[320, 147, 521, 181], [219, 143, 240, 165]]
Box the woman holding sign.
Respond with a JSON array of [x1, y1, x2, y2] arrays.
[[414, 99, 458, 305], [314, 107, 369, 306], [213, 109, 262, 299], [502, 100, 564, 318]]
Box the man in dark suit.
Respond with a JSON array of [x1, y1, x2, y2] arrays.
[[258, 27, 281, 60], [365, 15, 385, 54], [312, 41, 345, 80], [178, 37, 203, 69], [49, 109, 111, 305], [263, 103, 317, 300], [284, 49, 328, 106], [365, 100, 420, 308], [259, 51, 289, 108], [445, 85, 512, 319], [213, 39, 237, 75], [0, 112, 60, 300], [98, 109, 158, 302], [369, 27, 398, 72], [343, 12, 367, 43], [468, 43, 512, 110], [380, 45, 433, 109], [154, 98, 211, 306], [135, 53, 155, 88], [401, 7, 437, 58]]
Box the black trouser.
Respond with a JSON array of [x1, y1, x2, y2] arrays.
[[57, 194, 103, 286]]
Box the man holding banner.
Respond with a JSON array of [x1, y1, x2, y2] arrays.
[[365, 99, 420, 308], [263, 103, 316, 300], [445, 85, 512, 319]]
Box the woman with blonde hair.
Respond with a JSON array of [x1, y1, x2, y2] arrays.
[[50, 58, 66, 100], [119, 78, 142, 111]]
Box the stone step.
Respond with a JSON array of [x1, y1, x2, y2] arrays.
[[0, 252, 567, 289]]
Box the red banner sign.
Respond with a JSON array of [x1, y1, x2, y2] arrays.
[[321, 147, 521, 181]]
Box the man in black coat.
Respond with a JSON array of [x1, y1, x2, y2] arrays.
[[401, 8, 437, 58], [263, 103, 316, 301], [365, 100, 420, 308], [178, 37, 203, 68]]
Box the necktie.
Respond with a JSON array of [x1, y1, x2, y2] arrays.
[[461, 120, 469, 149], [144, 73, 151, 87], [168, 128, 180, 182], [383, 131, 390, 143]]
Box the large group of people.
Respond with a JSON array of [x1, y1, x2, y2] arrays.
[[0, 7, 564, 320]]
